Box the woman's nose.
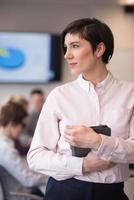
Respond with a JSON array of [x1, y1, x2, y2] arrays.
[[64, 49, 73, 60]]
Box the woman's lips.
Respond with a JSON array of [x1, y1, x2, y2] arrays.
[[68, 63, 77, 68]]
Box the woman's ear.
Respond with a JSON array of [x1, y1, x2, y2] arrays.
[[95, 42, 106, 58]]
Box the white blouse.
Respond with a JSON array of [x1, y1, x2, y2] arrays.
[[27, 72, 134, 183]]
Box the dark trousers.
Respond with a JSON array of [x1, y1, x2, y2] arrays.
[[44, 177, 129, 200]]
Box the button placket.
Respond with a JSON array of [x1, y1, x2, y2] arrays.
[[89, 85, 100, 126]]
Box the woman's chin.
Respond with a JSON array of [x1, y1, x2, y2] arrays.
[[70, 69, 81, 75]]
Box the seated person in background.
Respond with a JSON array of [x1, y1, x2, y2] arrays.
[[0, 100, 48, 197], [2, 95, 30, 156], [6, 95, 28, 110], [25, 89, 45, 137]]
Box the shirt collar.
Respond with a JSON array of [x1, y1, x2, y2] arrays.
[[77, 71, 114, 93]]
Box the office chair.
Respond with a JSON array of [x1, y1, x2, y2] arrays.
[[0, 165, 43, 200], [0, 180, 4, 200]]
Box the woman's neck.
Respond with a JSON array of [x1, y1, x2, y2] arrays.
[[82, 64, 108, 86]]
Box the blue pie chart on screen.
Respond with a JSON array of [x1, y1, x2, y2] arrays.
[[0, 47, 25, 69]]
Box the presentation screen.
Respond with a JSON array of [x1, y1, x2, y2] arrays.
[[0, 32, 62, 83]]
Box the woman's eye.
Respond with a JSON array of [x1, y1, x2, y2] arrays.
[[72, 44, 79, 48]]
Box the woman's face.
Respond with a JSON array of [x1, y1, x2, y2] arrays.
[[64, 33, 99, 76]]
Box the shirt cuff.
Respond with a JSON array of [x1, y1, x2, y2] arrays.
[[66, 156, 83, 176], [94, 134, 115, 160]]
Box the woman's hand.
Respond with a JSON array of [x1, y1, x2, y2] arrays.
[[82, 154, 115, 174], [64, 125, 102, 150]]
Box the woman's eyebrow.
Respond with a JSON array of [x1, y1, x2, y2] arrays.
[[64, 41, 80, 46], [70, 41, 80, 44]]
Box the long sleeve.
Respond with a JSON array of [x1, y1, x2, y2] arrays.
[[27, 90, 83, 180], [28, 74, 134, 183], [96, 109, 134, 163]]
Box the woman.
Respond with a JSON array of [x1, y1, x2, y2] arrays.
[[0, 100, 48, 197], [27, 18, 134, 200]]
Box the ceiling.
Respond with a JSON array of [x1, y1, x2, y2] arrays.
[[0, 0, 118, 5]]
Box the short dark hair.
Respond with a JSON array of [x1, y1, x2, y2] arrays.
[[0, 100, 28, 127], [61, 18, 114, 64], [30, 89, 44, 96]]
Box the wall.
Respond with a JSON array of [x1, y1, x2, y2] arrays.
[[0, 1, 134, 199], [0, 0, 134, 102]]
